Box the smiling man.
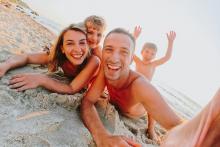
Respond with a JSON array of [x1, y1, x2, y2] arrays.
[[81, 28, 182, 147]]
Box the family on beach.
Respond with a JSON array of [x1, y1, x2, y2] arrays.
[[0, 15, 219, 147]]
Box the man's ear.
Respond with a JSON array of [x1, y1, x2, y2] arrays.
[[130, 55, 134, 65]]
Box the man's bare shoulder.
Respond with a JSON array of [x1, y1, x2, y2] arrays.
[[129, 70, 150, 87]]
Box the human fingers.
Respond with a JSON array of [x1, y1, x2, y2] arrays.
[[9, 81, 26, 89], [9, 76, 25, 85], [122, 137, 141, 147], [17, 85, 30, 92]]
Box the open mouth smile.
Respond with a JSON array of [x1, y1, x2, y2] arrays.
[[107, 64, 121, 70], [71, 54, 83, 59]]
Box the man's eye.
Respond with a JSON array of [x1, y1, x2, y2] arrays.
[[121, 50, 128, 54], [80, 42, 86, 45]]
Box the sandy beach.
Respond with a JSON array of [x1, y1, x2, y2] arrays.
[[0, 1, 201, 146]]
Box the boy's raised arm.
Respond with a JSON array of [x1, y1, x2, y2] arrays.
[[132, 26, 143, 64], [151, 31, 176, 66], [133, 25, 142, 40]]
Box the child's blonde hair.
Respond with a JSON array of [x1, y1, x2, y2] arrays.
[[84, 15, 106, 31], [141, 42, 157, 53]]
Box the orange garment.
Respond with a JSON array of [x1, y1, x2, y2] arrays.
[[60, 58, 88, 78], [105, 73, 140, 112], [61, 60, 77, 78]]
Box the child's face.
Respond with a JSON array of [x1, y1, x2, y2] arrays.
[[141, 48, 156, 61], [61, 30, 89, 65], [86, 24, 104, 49]]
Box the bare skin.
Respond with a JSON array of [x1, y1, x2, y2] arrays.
[[0, 30, 100, 94], [133, 27, 176, 142], [161, 89, 220, 147], [86, 21, 104, 59], [81, 31, 182, 147], [133, 28, 176, 81]]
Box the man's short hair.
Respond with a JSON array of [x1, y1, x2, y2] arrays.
[[105, 28, 136, 53]]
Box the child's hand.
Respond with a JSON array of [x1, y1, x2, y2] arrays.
[[8, 73, 44, 91], [133, 25, 142, 40], [167, 31, 176, 43]]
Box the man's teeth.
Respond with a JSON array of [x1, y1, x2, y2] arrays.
[[108, 64, 120, 70]]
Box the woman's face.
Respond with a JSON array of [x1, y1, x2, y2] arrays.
[[61, 30, 89, 65]]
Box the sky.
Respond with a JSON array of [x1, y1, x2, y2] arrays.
[[23, 0, 220, 106]]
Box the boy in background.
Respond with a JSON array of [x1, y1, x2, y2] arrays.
[[133, 26, 176, 143]]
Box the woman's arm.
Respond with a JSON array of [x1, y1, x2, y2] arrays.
[[69, 55, 100, 93], [43, 55, 100, 94], [0, 52, 49, 77], [9, 55, 100, 94]]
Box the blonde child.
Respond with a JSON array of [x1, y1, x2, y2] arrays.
[[84, 15, 106, 59]]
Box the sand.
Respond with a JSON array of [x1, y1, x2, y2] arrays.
[[0, 1, 201, 146], [0, 51, 157, 146]]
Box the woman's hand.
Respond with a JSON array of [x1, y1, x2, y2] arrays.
[[9, 73, 45, 91]]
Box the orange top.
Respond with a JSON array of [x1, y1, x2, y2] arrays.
[[105, 73, 139, 111], [61, 60, 77, 78], [60, 59, 88, 78]]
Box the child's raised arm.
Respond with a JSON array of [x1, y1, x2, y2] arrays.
[[132, 26, 142, 63], [151, 31, 176, 66], [133, 25, 142, 40]]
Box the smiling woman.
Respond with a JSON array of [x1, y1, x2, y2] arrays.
[[0, 23, 100, 94]]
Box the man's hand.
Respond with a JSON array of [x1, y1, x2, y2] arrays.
[[133, 26, 142, 40], [9, 73, 45, 91], [167, 31, 176, 44], [96, 135, 141, 147]]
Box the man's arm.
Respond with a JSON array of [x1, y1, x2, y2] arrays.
[[81, 67, 139, 147], [0, 52, 49, 77], [151, 31, 176, 66], [81, 67, 109, 143], [132, 77, 182, 130]]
